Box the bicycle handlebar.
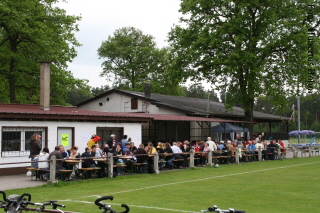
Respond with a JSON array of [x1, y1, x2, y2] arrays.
[[94, 196, 129, 213], [17, 193, 32, 202], [94, 196, 114, 207], [120, 204, 129, 213], [202, 205, 245, 213], [0, 191, 6, 202]]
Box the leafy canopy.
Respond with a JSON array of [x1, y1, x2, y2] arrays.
[[169, 0, 320, 130], [0, 0, 87, 104]]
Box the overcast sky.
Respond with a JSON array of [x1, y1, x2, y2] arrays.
[[56, 0, 182, 88]]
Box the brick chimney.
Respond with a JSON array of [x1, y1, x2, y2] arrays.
[[40, 62, 51, 110]]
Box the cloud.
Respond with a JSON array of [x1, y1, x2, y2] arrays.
[[56, 0, 181, 87]]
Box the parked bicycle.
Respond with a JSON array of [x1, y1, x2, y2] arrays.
[[199, 205, 245, 213], [0, 191, 67, 213], [94, 196, 129, 213]]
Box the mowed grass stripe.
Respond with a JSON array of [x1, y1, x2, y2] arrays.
[[5, 157, 320, 213]]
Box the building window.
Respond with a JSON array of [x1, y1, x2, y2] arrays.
[[1, 127, 46, 157], [131, 98, 138, 110]]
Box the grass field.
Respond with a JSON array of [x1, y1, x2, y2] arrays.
[[4, 157, 320, 213]]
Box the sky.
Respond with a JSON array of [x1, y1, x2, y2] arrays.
[[56, 0, 182, 88]]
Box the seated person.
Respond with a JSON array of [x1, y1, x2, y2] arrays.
[[103, 144, 110, 156], [246, 140, 256, 154], [122, 143, 131, 155], [134, 144, 148, 173], [201, 142, 210, 165], [220, 144, 230, 164], [171, 142, 185, 169], [81, 147, 95, 168], [49, 146, 65, 178], [164, 142, 174, 169], [129, 142, 137, 153], [115, 143, 122, 156], [38, 147, 50, 180]]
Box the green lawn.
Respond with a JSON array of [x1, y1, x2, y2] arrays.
[[5, 157, 320, 213]]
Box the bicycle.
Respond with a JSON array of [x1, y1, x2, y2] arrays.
[[23, 200, 66, 213], [0, 191, 67, 213], [1, 192, 32, 213], [197, 205, 245, 213], [94, 196, 129, 213]]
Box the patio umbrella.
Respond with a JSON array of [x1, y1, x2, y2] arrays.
[[288, 130, 316, 136]]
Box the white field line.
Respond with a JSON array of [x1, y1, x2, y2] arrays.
[[80, 161, 320, 199], [60, 199, 191, 212]]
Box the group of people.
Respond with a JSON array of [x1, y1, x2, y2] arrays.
[[29, 132, 286, 181]]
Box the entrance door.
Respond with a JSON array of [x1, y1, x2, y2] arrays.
[[96, 127, 123, 148]]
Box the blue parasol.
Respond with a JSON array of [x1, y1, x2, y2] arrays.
[[288, 130, 316, 136]]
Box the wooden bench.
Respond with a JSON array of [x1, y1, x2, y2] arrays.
[[59, 170, 73, 181], [26, 167, 37, 180], [116, 164, 127, 176], [37, 169, 50, 181], [219, 156, 231, 164], [212, 156, 220, 164], [77, 168, 94, 179], [132, 162, 148, 173], [173, 159, 184, 168], [26, 168, 50, 181]]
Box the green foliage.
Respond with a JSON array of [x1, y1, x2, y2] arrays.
[[182, 82, 220, 101], [98, 28, 185, 96], [0, 0, 83, 104], [98, 27, 159, 89], [91, 85, 111, 97], [169, 0, 320, 134]]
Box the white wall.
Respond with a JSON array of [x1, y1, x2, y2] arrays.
[[79, 92, 185, 115], [0, 120, 141, 168]]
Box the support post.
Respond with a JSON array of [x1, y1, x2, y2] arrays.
[[207, 151, 213, 166], [277, 146, 281, 160], [258, 147, 262, 161], [153, 152, 159, 174], [309, 144, 312, 157], [108, 153, 113, 178], [189, 149, 195, 168], [47, 155, 58, 184], [235, 148, 240, 164]]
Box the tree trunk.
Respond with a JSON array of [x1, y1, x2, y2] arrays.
[[244, 98, 254, 140], [9, 57, 16, 103]]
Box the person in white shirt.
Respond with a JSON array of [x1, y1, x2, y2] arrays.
[[206, 137, 217, 153], [171, 142, 185, 168], [255, 135, 262, 143]]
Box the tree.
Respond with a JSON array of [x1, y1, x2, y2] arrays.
[[0, 0, 81, 103], [169, 0, 320, 136], [91, 85, 111, 97], [98, 27, 160, 90], [183, 82, 220, 102]]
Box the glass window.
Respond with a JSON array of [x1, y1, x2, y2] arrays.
[[2, 132, 21, 151]]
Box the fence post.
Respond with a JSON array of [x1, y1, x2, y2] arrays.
[[277, 146, 281, 160], [258, 147, 262, 161], [294, 146, 298, 158], [309, 144, 312, 157], [189, 149, 195, 168], [153, 152, 159, 174], [108, 153, 113, 178], [235, 148, 240, 164], [207, 151, 213, 166], [47, 155, 58, 184]]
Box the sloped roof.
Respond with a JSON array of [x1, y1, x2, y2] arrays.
[[0, 104, 153, 122], [77, 89, 289, 122], [0, 104, 243, 123]]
